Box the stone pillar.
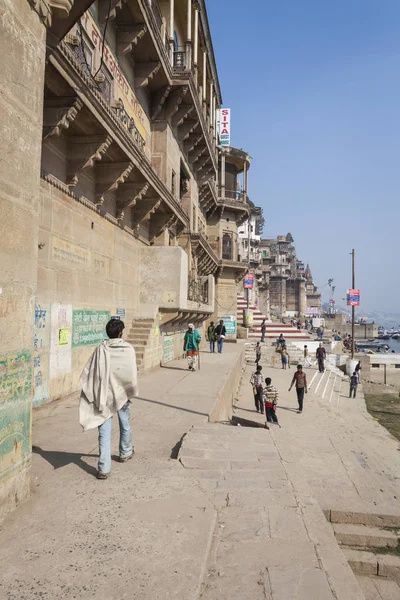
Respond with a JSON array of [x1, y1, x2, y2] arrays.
[[185, 0, 192, 70], [209, 81, 213, 133], [169, 0, 175, 66], [193, 4, 199, 82], [280, 278, 287, 317], [243, 161, 248, 201], [202, 51, 207, 107], [0, 0, 47, 519], [298, 279, 306, 318], [212, 95, 216, 144], [220, 152, 226, 198]]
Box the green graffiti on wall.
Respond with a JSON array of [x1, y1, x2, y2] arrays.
[[0, 349, 32, 403], [0, 349, 32, 472], [72, 310, 110, 347]]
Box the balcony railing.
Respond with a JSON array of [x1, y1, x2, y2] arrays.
[[222, 189, 246, 201], [188, 278, 209, 304], [150, 0, 163, 31], [173, 48, 186, 69]]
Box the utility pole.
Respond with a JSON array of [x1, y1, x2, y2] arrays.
[[247, 215, 251, 309], [351, 249, 355, 359]]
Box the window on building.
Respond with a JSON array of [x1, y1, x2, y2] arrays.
[[371, 364, 380, 368], [222, 233, 233, 260], [263, 250, 267, 257], [98, 67, 113, 104], [171, 170, 176, 196], [395, 365, 400, 369], [74, 29, 93, 75]]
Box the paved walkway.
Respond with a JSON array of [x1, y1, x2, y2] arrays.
[[2, 346, 400, 599], [234, 364, 400, 514], [0, 345, 242, 600]]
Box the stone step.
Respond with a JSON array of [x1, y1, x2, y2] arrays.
[[329, 510, 400, 529], [129, 325, 153, 331], [356, 574, 400, 600], [343, 548, 400, 582], [126, 335, 149, 342], [333, 523, 399, 549]]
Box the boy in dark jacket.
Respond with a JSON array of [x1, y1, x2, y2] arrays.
[[349, 372, 358, 398]]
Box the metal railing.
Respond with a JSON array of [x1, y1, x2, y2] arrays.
[[147, 0, 163, 31], [222, 189, 246, 201], [173, 49, 186, 69], [188, 278, 209, 304]]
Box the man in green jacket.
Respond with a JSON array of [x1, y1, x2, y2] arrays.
[[207, 321, 216, 353], [184, 323, 201, 371]]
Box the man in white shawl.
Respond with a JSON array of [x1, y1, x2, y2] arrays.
[[79, 319, 139, 479]]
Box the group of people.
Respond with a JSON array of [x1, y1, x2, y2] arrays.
[[179, 319, 229, 373], [206, 320, 227, 353], [251, 363, 309, 423]]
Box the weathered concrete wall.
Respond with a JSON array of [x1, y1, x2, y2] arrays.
[[269, 277, 286, 316], [208, 345, 245, 422], [361, 353, 400, 385], [36, 178, 141, 403], [0, 0, 47, 519], [213, 272, 237, 341]]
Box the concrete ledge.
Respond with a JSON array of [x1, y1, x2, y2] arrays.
[[299, 499, 366, 600], [329, 509, 400, 528], [208, 345, 245, 422], [0, 461, 31, 523]]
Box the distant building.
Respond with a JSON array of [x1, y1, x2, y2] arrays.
[[257, 234, 320, 319], [305, 264, 322, 317]]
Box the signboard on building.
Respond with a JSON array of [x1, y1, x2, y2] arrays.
[[305, 307, 319, 316], [78, 12, 149, 151], [347, 289, 360, 306], [243, 274, 254, 289], [218, 108, 231, 147], [50, 304, 72, 376], [72, 309, 111, 347], [163, 335, 174, 363], [219, 315, 237, 335]]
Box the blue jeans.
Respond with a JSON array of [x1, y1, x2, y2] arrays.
[[217, 338, 224, 353], [210, 340, 215, 352], [98, 401, 132, 473]]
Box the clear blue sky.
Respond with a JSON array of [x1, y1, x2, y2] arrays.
[[207, 0, 400, 313]]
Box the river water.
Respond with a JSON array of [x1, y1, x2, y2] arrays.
[[378, 337, 400, 353]]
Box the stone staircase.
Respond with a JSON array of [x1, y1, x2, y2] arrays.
[[327, 510, 400, 596], [244, 340, 348, 407], [125, 318, 155, 374], [237, 294, 310, 340]]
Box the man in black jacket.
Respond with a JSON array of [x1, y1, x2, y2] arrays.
[[316, 343, 326, 373], [215, 320, 227, 353]]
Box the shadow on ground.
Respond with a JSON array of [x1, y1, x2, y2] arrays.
[[32, 446, 98, 477]]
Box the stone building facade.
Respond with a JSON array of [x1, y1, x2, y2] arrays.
[[258, 233, 320, 319], [0, 0, 256, 518]]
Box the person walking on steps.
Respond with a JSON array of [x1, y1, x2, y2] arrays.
[[207, 321, 216, 353], [277, 333, 286, 349], [316, 343, 326, 373], [303, 345, 313, 368], [264, 377, 280, 425], [261, 319, 266, 342], [289, 364, 308, 413], [79, 318, 139, 480], [250, 365, 264, 414], [215, 320, 226, 353], [184, 323, 201, 371], [281, 347, 289, 369], [355, 360, 361, 383], [255, 342, 262, 366], [349, 371, 358, 398]]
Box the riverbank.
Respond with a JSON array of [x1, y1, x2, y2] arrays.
[[363, 381, 400, 443]]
